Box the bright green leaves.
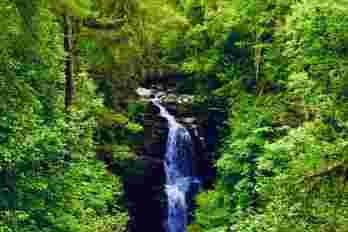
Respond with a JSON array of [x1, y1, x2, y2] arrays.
[[48, 0, 92, 18], [192, 1, 348, 230], [0, 1, 129, 231], [95, 108, 144, 142], [193, 189, 231, 230], [284, 0, 348, 77]]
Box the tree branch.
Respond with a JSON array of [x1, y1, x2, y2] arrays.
[[82, 18, 123, 30], [306, 162, 348, 180]]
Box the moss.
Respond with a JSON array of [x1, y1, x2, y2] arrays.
[[126, 122, 144, 134]]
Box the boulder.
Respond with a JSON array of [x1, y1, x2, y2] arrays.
[[136, 87, 153, 98], [180, 117, 196, 124]]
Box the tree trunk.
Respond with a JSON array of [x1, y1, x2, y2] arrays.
[[73, 17, 80, 77], [64, 13, 74, 111]]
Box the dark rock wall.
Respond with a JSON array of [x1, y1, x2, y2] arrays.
[[124, 156, 166, 232], [125, 103, 169, 232]]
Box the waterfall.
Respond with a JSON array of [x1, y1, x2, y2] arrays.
[[152, 96, 199, 232]]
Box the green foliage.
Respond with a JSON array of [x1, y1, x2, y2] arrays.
[[0, 0, 128, 231], [193, 187, 231, 230], [190, 1, 348, 232], [48, 0, 92, 17], [3, 0, 348, 231]]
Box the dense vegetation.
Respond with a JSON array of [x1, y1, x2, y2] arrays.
[[1, 0, 348, 232], [182, 1, 348, 232]]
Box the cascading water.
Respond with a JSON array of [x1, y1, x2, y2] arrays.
[[152, 96, 199, 232]]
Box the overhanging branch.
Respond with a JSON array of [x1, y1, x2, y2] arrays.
[[83, 18, 123, 30]]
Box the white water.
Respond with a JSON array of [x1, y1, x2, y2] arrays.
[[152, 96, 198, 232]]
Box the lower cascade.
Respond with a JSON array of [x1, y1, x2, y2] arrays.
[[152, 96, 199, 232]]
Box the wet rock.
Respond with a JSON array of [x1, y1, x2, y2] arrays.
[[159, 94, 195, 105], [167, 88, 176, 94], [156, 91, 166, 98], [181, 117, 196, 124], [149, 101, 161, 115], [179, 95, 194, 104], [166, 104, 177, 116], [161, 93, 178, 104], [136, 87, 153, 98]]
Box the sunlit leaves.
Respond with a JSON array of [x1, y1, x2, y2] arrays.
[[0, 1, 129, 231], [192, 1, 348, 231], [48, 0, 92, 17]]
